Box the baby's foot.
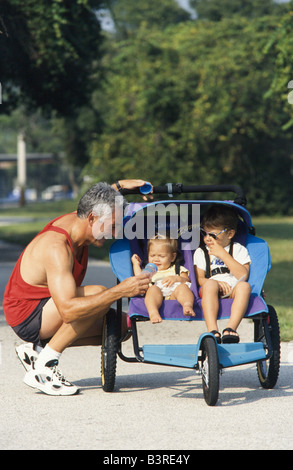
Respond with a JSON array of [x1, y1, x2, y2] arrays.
[[183, 302, 195, 317], [149, 311, 162, 324]]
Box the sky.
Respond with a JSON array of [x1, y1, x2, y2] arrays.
[[97, 0, 289, 32], [97, 0, 196, 32], [176, 0, 197, 19]]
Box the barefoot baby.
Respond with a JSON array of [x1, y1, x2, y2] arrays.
[[131, 235, 195, 323]]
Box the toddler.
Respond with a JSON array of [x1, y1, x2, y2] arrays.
[[193, 205, 251, 343], [131, 236, 195, 323]]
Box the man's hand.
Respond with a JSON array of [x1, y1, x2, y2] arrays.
[[119, 179, 148, 190], [118, 273, 150, 297], [113, 179, 153, 200]]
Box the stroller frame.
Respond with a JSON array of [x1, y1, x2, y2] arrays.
[[101, 184, 280, 406]]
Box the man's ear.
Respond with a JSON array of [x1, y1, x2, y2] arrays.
[[88, 212, 97, 227]]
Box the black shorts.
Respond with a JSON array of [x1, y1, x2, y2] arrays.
[[12, 297, 50, 348]]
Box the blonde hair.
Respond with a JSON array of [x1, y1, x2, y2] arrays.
[[147, 235, 178, 255]]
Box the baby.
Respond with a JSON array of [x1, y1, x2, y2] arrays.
[[131, 236, 195, 323]]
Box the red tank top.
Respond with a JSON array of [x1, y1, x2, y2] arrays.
[[3, 214, 88, 327]]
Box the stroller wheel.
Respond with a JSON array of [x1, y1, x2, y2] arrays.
[[101, 309, 120, 392], [255, 305, 280, 389], [200, 336, 220, 406]]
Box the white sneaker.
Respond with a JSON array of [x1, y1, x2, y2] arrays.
[[15, 343, 38, 371], [23, 359, 79, 396]]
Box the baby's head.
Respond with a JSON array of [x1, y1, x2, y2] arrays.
[[147, 235, 178, 271]]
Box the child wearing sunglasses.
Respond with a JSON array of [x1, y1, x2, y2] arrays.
[[193, 205, 251, 343]]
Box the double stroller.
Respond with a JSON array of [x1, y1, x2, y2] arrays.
[[101, 184, 280, 406]]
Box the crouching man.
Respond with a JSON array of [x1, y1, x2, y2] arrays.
[[3, 179, 151, 395]]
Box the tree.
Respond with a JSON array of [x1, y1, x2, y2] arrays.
[[190, 0, 288, 21], [100, 0, 190, 38], [85, 15, 293, 214], [0, 0, 103, 116], [0, 0, 105, 190]]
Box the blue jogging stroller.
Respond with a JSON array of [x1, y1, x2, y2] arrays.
[[101, 184, 280, 406]]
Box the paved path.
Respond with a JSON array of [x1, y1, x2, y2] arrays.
[[0, 241, 293, 451]]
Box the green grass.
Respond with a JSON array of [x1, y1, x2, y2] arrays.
[[0, 202, 292, 340], [0, 199, 78, 218], [0, 200, 113, 259], [253, 216, 293, 342], [0, 199, 78, 251]]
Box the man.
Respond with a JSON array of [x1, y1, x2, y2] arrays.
[[3, 179, 151, 395]]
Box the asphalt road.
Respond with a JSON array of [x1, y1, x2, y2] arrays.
[[0, 240, 293, 452]]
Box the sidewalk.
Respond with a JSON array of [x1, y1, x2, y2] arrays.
[[1, 241, 293, 450]]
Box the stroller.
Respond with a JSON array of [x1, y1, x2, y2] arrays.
[[101, 184, 280, 406]]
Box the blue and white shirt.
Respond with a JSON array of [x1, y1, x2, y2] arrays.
[[193, 242, 251, 288]]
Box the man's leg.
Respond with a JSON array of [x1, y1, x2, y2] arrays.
[[23, 285, 123, 395], [40, 283, 129, 353], [40, 285, 116, 352]]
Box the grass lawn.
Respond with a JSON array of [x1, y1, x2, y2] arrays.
[[253, 216, 293, 342], [0, 202, 292, 341], [0, 200, 113, 260]]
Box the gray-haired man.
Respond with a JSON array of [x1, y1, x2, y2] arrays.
[[4, 179, 151, 395]]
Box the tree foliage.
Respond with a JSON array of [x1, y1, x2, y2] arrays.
[[0, 0, 103, 116], [1, 0, 293, 214], [191, 0, 286, 21], [85, 12, 293, 214], [100, 0, 190, 38]]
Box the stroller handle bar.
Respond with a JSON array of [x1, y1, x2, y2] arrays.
[[120, 183, 247, 206]]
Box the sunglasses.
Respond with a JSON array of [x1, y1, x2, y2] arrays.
[[200, 228, 228, 240]]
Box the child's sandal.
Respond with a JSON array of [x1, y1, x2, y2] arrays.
[[222, 327, 240, 344]]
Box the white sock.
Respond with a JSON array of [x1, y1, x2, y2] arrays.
[[34, 345, 43, 354], [35, 344, 61, 368]]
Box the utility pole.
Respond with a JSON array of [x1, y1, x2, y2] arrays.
[[17, 131, 26, 207]]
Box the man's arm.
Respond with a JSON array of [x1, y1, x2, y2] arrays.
[[45, 241, 149, 323], [112, 179, 149, 191], [112, 179, 153, 200]]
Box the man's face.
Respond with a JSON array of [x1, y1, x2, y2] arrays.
[[91, 208, 123, 246]]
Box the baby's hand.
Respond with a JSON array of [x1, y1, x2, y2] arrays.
[[131, 254, 141, 266], [161, 276, 178, 287]]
